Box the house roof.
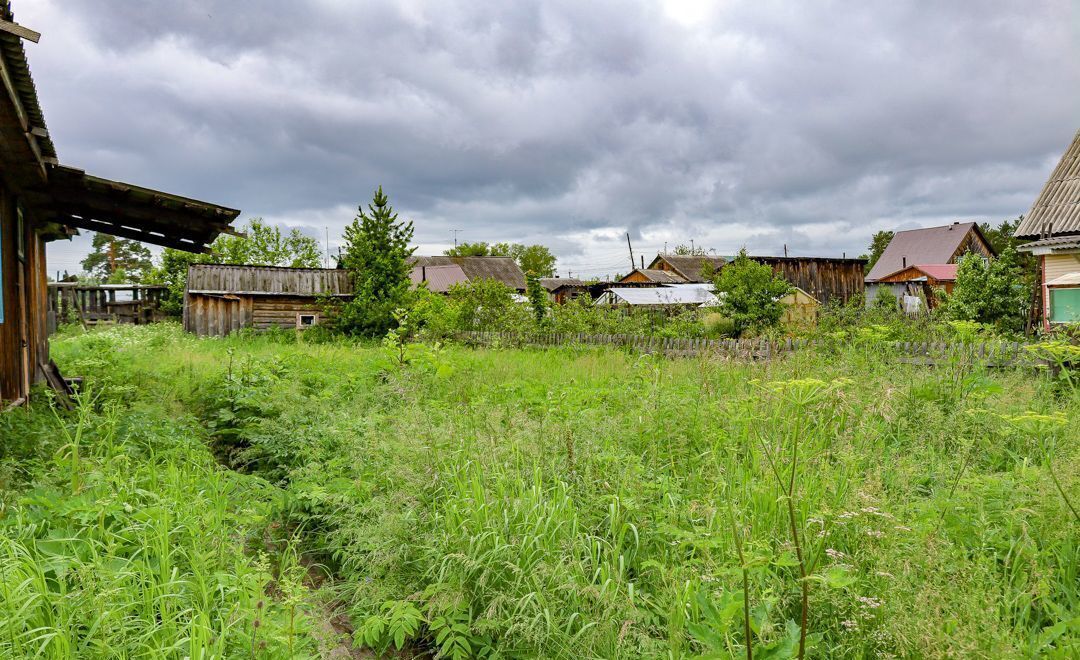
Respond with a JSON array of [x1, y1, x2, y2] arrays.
[[648, 255, 726, 282], [41, 165, 241, 252], [1017, 234, 1080, 253], [410, 256, 526, 290], [601, 285, 719, 306], [876, 263, 959, 283], [1014, 129, 1080, 239], [410, 264, 469, 293], [912, 264, 959, 281], [866, 222, 990, 281], [186, 264, 352, 296], [539, 277, 587, 292], [622, 268, 686, 284]]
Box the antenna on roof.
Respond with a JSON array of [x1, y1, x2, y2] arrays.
[[450, 229, 463, 247]]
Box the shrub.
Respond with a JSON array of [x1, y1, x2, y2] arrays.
[[713, 249, 793, 336]]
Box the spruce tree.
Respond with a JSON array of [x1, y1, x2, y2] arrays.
[[336, 187, 416, 336]]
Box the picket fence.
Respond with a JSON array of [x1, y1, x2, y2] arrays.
[[456, 331, 1039, 367]]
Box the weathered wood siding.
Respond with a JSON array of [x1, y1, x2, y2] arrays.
[[753, 257, 865, 304], [184, 293, 326, 336], [187, 264, 351, 296], [0, 184, 49, 404], [252, 296, 321, 330]]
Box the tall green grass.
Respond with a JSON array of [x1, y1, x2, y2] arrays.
[[11, 322, 1078, 658]]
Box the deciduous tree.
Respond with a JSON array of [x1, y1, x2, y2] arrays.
[[713, 249, 792, 336]]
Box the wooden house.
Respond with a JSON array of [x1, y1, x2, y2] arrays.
[[645, 255, 726, 282], [865, 222, 994, 284], [646, 253, 866, 303], [1015, 129, 1080, 329], [184, 264, 351, 337], [1, 3, 238, 408], [869, 264, 958, 310], [539, 277, 589, 304], [618, 268, 686, 284]]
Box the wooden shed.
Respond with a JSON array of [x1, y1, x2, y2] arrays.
[[779, 287, 820, 326], [1, 3, 238, 408], [647, 254, 866, 304], [183, 264, 352, 337]]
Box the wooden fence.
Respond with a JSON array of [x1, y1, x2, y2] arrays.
[[48, 283, 167, 333], [457, 331, 1040, 367]]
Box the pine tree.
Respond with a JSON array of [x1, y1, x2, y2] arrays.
[[336, 187, 416, 336]]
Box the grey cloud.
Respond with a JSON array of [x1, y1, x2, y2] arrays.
[[20, 0, 1080, 276]]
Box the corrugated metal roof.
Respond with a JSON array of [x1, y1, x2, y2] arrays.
[[601, 285, 719, 306], [410, 256, 526, 290], [866, 222, 987, 281], [410, 264, 469, 293], [1014, 129, 1080, 239], [1046, 272, 1080, 286], [1017, 235, 1080, 252], [187, 264, 353, 296]]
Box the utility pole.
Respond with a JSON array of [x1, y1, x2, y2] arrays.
[[451, 229, 463, 247], [626, 232, 635, 272], [783, 243, 788, 258]]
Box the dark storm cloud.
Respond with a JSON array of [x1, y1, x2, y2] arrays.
[[20, 0, 1080, 275]]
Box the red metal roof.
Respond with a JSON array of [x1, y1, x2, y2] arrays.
[[912, 264, 958, 281], [866, 222, 989, 281]]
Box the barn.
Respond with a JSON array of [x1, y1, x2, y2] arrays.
[[0, 4, 238, 407], [646, 254, 866, 303], [183, 264, 352, 337]]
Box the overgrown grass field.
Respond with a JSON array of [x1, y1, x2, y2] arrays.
[[2, 323, 1077, 658]]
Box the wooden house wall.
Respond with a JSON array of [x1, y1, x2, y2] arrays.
[[184, 293, 325, 336], [951, 230, 995, 262], [620, 270, 653, 283], [756, 258, 864, 304], [0, 183, 49, 404], [251, 296, 322, 330]]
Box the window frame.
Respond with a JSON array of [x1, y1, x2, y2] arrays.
[[296, 312, 318, 329], [1048, 286, 1080, 324]]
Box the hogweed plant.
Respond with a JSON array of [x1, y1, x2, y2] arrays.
[[753, 377, 849, 660]]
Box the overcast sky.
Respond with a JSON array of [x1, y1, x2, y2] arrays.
[[20, 0, 1080, 278]]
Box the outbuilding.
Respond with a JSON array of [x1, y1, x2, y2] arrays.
[[183, 264, 351, 337]]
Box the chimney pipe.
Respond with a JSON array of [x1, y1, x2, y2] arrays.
[[640, 255, 644, 269], [422, 265, 426, 281], [902, 256, 907, 268]]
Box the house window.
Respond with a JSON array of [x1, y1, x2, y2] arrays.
[[1049, 287, 1080, 324], [296, 313, 318, 328]]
